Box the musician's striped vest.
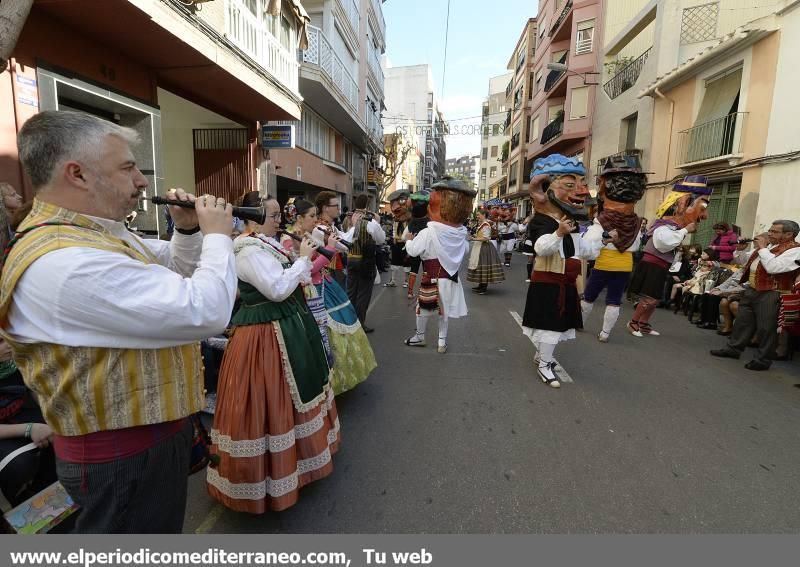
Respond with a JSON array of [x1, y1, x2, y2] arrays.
[[0, 199, 203, 436]]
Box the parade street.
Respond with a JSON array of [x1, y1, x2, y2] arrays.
[[184, 262, 800, 534]]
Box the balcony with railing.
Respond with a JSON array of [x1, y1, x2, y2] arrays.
[[503, 110, 512, 133], [541, 112, 564, 145], [506, 78, 514, 100], [603, 47, 652, 100], [337, 0, 360, 36], [225, 0, 299, 94], [368, 46, 384, 91], [370, 0, 386, 43], [550, 0, 574, 41], [544, 53, 568, 95], [303, 25, 360, 112], [510, 132, 521, 153], [677, 112, 747, 167]]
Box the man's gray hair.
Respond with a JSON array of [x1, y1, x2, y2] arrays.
[[773, 220, 800, 237], [17, 110, 139, 189]]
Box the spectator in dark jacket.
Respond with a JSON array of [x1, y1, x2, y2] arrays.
[[708, 222, 738, 264]]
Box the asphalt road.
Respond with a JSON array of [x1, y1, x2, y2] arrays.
[[184, 257, 800, 533]]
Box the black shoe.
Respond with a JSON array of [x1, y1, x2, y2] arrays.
[[363, 326, 375, 334], [745, 359, 771, 371], [717, 329, 732, 336], [698, 323, 717, 330], [710, 348, 741, 359]]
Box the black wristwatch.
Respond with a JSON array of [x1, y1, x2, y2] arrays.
[[176, 226, 201, 235]]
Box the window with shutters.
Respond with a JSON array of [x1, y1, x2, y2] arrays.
[[491, 146, 498, 158], [693, 180, 741, 246], [575, 20, 595, 55], [569, 87, 590, 119], [490, 166, 497, 178], [531, 115, 540, 141]]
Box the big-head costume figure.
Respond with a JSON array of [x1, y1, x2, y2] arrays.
[[496, 203, 520, 267], [404, 177, 476, 354], [580, 155, 648, 342], [627, 175, 711, 337], [406, 189, 431, 298], [521, 154, 602, 388], [385, 189, 412, 287]]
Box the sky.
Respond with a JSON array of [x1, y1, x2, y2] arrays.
[[382, 0, 540, 160]]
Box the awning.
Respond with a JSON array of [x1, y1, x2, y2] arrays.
[[268, 0, 311, 50], [694, 69, 742, 124]]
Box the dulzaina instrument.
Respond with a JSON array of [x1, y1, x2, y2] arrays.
[[147, 196, 266, 225]]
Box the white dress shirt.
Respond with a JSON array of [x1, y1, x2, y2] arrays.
[[6, 216, 237, 349], [234, 234, 312, 302], [584, 218, 642, 253], [652, 225, 688, 253], [534, 230, 603, 260], [749, 244, 800, 275]]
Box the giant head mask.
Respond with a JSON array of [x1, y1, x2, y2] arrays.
[[428, 176, 476, 226], [655, 175, 712, 228], [598, 154, 647, 214], [410, 189, 431, 219], [529, 154, 591, 221], [387, 189, 411, 222]]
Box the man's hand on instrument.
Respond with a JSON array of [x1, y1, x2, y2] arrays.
[[195, 194, 233, 236], [556, 217, 575, 238], [165, 188, 199, 230]]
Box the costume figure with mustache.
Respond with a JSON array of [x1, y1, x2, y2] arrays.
[[521, 154, 603, 388], [385, 190, 412, 288], [580, 155, 648, 342], [626, 175, 711, 337]]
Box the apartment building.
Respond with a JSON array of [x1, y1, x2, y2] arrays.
[[445, 155, 480, 191], [383, 64, 448, 189], [0, 0, 308, 235], [593, 0, 797, 242], [526, 0, 603, 186], [502, 18, 538, 219], [270, 0, 387, 211], [479, 73, 513, 204]]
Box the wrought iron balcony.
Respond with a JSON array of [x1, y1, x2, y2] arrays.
[[550, 0, 573, 37], [541, 113, 564, 145], [510, 132, 521, 152], [544, 52, 568, 93], [677, 112, 747, 166], [603, 47, 652, 100], [503, 110, 512, 132]]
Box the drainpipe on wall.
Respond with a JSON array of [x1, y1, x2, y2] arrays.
[[654, 88, 675, 190]]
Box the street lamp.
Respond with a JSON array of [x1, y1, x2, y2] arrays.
[[545, 63, 600, 85]]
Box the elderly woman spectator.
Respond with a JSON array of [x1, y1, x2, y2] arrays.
[[708, 222, 738, 264]]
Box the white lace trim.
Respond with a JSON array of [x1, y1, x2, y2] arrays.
[[207, 446, 335, 500], [326, 315, 361, 335], [273, 321, 328, 413]]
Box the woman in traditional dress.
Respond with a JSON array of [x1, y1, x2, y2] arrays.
[[207, 193, 340, 514], [466, 207, 505, 294], [285, 199, 377, 395]]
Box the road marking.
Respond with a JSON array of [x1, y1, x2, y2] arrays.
[[194, 502, 225, 534], [509, 311, 574, 384]]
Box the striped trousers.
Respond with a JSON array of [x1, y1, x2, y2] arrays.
[[56, 421, 192, 533], [728, 288, 780, 365]]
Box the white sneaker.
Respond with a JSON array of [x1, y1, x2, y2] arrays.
[[597, 332, 609, 343], [525, 279, 531, 283], [404, 336, 426, 347], [437, 344, 448, 353], [626, 321, 643, 338], [640, 323, 660, 336], [537, 362, 561, 388]]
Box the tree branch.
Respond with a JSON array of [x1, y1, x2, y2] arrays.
[[0, 0, 34, 74]]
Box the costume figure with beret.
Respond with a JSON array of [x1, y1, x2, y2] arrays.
[[521, 154, 604, 388], [627, 175, 711, 337], [580, 155, 648, 342], [403, 177, 476, 354]]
